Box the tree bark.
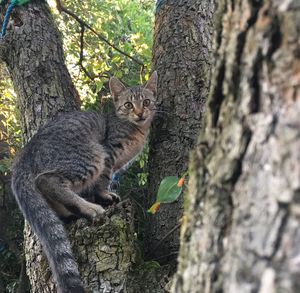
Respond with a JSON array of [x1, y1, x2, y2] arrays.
[[172, 0, 300, 292], [146, 0, 216, 264], [1, 1, 150, 292]]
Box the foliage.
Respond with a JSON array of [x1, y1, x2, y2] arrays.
[[0, 65, 21, 174], [0, 167, 24, 293], [0, 49, 23, 293], [0, 222, 24, 292]]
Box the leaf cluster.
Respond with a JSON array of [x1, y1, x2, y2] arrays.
[[52, 0, 154, 110], [0, 65, 21, 175]]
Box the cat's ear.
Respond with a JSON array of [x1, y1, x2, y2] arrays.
[[144, 71, 157, 95], [109, 77, 127, 101]]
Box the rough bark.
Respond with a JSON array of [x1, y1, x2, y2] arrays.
[[173, 0, 300, 292], [1, 1, 159, 292], [146, 0, 216, 264]]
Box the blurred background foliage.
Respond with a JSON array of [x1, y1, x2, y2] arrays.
[[0, 0, 154, 291]]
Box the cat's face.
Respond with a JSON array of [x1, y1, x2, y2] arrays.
[[109, 72, 157, 126]]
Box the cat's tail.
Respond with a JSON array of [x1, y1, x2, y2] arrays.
[[11, 170, 85, 293]]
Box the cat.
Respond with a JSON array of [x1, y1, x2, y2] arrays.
[[11, 71, 157, 293]]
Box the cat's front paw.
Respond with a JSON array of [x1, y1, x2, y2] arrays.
[[107, 191, 121, 204], [79, 201, 105, 223], [95, 191, 120, 207]]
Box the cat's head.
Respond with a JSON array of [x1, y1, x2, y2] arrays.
[[109, 71, 157, 126]]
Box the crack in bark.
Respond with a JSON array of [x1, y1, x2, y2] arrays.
[[264, 12, 282, 60], [268, 207, 290, 261], [231, 2, 263, 100], [209, 60, 226, 127], [249, 49, 263, 113]]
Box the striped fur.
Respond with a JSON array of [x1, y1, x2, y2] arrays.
[[11, 72, 157, 293]]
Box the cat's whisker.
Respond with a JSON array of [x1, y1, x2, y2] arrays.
[[154, 110, 172, 115]]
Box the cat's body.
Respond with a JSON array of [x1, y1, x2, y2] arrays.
[[11, 72, 157, 293]]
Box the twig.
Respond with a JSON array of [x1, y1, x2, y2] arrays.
[[78, 24, 92, 80], [152, 222, 181, 252], [152, 251, 179, 261], [78, 24, 109, 80], [128, 193, 147, 219], [55, 0, 144, 69]]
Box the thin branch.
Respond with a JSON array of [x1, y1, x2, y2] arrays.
[[78, 24, 89, 78], [127, 192, 147, 219], [78, 24, 109, 80], [55, 0, 145, 68], [152, 251, 179, 262], [152, 222, 181, 252]]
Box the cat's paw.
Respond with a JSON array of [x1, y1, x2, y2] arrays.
[[80, 202, 105, 222], [95, 191, 120, 207], [106, 191, 121, 204]]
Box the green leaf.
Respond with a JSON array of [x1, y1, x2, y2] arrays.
[[156, 176, 182, 203]]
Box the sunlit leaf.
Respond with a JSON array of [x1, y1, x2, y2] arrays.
[[157, 176, 183, 203]]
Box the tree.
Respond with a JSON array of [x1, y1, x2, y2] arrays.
[[172, 0, 300, 292], [145, 0, 216, 265], [4, 0, 299, 292]]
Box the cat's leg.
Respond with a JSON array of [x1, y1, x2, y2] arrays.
[[46, 198, 80, 223], [34, 172, 105, 221], [93, 158, 120, 205], [93, 178, 120, 207]]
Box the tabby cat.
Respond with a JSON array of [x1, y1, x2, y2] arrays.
[[11, 71, 157, 293]]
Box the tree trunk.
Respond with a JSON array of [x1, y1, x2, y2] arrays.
[[172, 0, 300, 292], [0, 1, 148, 292], [146, 0, 216, 265]]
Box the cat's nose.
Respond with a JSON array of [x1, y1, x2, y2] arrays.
[[136, 112, 143, 118]]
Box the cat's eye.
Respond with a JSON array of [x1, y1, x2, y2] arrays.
[[124, 102, 133, 109], [143, 99, 151, 107]]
